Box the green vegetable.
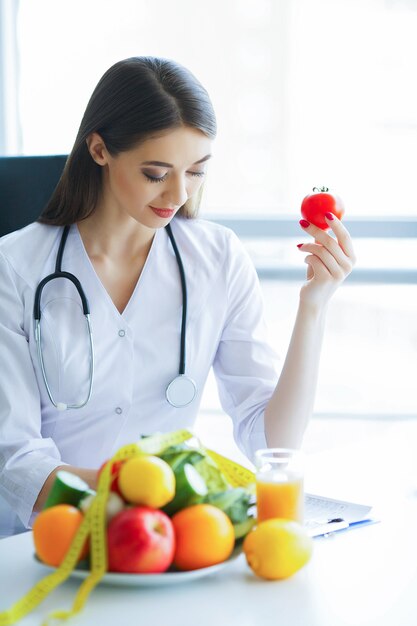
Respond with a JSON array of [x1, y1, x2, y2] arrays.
[[160, 445, 205, 473], [193, 456, 230, 493], [159, 441, 253, 537], [233, 517, 256, 540], [203, 488, 252, 523], [162, 463, 208, 516], [160, 443, 230, 494], [43, 471, 93, 510]]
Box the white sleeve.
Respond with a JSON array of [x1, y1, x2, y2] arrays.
[[212, 231, 280, 463], [0, 253, 66, 529]]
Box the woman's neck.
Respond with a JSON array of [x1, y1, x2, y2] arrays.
[[76, 210, 156, 263]]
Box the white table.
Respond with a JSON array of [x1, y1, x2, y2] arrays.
[[1, 417, 417, 626]]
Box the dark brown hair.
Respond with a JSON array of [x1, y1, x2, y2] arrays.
[[38, 57, 217, 225]]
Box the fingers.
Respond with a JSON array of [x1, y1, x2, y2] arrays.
[[299, 214, 356, 268], [303, 254, 331, 281], [299, 243, 347, 280]]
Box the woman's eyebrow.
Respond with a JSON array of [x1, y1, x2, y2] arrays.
[[140, 154, 212, 168]]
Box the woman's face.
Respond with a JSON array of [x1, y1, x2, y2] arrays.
[[88, 126, 213, 228]]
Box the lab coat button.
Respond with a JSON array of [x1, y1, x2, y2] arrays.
[[118, 330, 126, 337], [115, 407, 123, 415]]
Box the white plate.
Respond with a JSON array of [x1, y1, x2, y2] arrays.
[[34, 547, 242, 587]]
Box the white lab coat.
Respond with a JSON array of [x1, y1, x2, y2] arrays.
[[0, 216, 279, 537]]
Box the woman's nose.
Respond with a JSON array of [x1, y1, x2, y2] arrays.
[[162, 174, 188, 208]]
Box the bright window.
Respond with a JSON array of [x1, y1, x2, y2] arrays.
[[13, 0, 417, 216]]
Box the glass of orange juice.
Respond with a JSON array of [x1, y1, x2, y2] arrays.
[[255, 448, 304, 523]]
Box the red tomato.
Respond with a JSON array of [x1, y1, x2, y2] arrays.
[[301, 187, 344, 230], [97, 459, 125, 497]]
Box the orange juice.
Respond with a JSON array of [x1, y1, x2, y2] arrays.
[[256, 475, 304, 523]]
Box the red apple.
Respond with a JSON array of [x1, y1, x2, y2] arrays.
[[97, 460, 124, 497], [107, 507, 175, 573]]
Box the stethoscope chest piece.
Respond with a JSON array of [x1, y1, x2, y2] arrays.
[[166, 375, 197, 408]]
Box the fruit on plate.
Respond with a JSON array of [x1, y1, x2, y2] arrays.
[[118, 455, 175, 508], [171, 503, 235, 571], [97, 459, 125, 497], [107, 506, 175, 573], [243, 518, 313, 580], [33, 504, 88, 567], [301, 186, 344, 230], [79, 491, 125, 523]]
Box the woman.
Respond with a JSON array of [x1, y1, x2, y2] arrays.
[[0, 57, 355, 537]]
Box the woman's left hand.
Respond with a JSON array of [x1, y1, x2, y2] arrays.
[[297, 213, 356, 308]]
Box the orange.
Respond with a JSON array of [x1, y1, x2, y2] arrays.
[[171, 504, 235, 571], [33, 504, 88, 567]]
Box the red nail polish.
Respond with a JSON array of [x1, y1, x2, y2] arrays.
[[297, 243, 303, 248], [325, 212, 334, 220], [299, 219, 310, 228]]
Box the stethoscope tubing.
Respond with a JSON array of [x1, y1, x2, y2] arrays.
[[165, 223, 187, 376], [34, 313, 94, 411], [33, 222, 195, 410]]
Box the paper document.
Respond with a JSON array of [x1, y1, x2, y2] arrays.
[[304, 493, 376, 537]]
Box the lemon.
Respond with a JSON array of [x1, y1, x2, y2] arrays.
[[243, 518, 313, 580], [118, 455, 175, 507]]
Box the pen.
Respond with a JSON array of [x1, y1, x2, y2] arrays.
[[308, 519, 349, 538], [311, 518, 379, 539]]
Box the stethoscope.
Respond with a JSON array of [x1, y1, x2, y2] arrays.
[[33, 223, 197, 411]]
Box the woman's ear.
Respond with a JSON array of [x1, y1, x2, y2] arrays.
[[86, 132, 109, 166]]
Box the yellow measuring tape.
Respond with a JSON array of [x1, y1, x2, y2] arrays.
[[0, 429, 255, 625], [204, 448, 256, 492]]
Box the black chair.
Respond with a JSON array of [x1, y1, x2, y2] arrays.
[[0, 155, 67, 237]]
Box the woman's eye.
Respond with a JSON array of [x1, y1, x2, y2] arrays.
[[143, 172, 168, 183], [143, 170, 206, 183]]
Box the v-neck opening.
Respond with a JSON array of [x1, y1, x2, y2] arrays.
[[72, 223, 160, 319]]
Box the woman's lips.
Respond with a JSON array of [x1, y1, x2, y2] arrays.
[[149, 206, 175, 218]]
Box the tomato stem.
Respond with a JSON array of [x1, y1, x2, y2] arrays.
[[312, 186, 329, 193]]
